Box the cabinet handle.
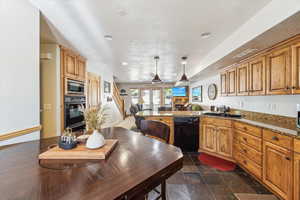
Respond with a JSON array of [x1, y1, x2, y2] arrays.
[[243, 127, 248, 131], [292, 86, 296, 89], [285, 157, 291, 161], [243, 160, 247, 165], [243, 149, 247, 153], [272, 136, 279, 141], [243, 137, 247, 142]]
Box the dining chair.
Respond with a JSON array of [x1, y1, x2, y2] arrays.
[[140, 120, 170, 144], [140, 120, 170, 200]]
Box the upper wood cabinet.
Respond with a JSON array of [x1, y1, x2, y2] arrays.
[[216, 126, 232, 157], [220, 72, 227, 96], [61, 47, 86, 81], [263, 141, 293, 200], [227, 68, 237, 96], [292, 41, 300, 94], [86, 72, 101, 108], [266, 46, 291, 95], [237, 63, 249, 96], [248, 57, 266, 96]]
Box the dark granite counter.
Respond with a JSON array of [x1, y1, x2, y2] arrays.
[[137, 111, 300, 138]]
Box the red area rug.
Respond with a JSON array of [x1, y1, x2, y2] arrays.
[[198, 153, 236, 171]]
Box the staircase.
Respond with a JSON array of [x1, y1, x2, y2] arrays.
[[112, 82, 126, 120]]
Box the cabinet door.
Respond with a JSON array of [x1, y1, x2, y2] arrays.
[[227, 68, 237, 96], [294, 152, 300, 200], [266, 47, 291, 95], [64, 50, 77, 78], [216, 127, 232, 157], [249, 57, 266, 95], [202, 124, 217, 153], [77, 58, 86, 81], [292, 42, 300, 94], [87, 73, 100, 108], [263, 141, 292, 200], [237, 63, 248, 96], [220, 72, 227, 96]]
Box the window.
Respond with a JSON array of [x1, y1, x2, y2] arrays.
[[163, 88, 172, 106], [130, 89, 139, 104]]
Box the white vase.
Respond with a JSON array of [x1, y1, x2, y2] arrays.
[[86, 130, 106, 149]]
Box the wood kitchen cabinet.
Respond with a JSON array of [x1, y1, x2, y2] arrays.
[[263, 141, 293, 200], [86, 72, 101, 108], [292, 41, 300, 94], [227, 68, 237, 96], [202, 124, 217, 153], [248, 56, 266, 95], [266, 46, 291, 95], [236, 63, 248, 96], [216, 126, 232, 157], [294, 152, 300, 200], [220, 72, 227, 96], [61, 47, 86, 81]]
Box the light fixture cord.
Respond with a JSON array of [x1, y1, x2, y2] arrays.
[[156, 58, 158, 74]]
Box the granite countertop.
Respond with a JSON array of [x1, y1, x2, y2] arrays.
[[136, 111, 300, 138]]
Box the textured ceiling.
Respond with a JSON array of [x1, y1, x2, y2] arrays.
[[32, 0, 272, 82]]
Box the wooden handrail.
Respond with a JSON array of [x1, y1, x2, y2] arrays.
[[112, 82, 126, 120]]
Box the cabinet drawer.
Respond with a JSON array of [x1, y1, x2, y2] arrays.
[[233, 121, 262, 138], [263, 129, 292, 150], [145, 117, 173, 125], [239, 153, 262, 179], [239, 142, 262, 166], [236, 130, 262, 151], [202, 117, 232, 128]]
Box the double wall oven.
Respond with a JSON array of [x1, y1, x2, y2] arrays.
[[64, 78, 86, 131]]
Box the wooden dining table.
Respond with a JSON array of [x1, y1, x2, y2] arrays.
[[0, 127, 183, 200]]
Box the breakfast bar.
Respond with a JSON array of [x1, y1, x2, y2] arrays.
[[0, 127, 183, 200]]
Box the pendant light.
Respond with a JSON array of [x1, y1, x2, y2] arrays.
[[179, 56, 189, 82], [152, 56, 162, 83]]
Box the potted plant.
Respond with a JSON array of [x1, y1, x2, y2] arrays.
[[83, 105, 109, 149]]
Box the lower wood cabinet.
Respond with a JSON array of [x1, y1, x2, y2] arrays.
[[294, 152, 300, 200], [202, 124, 217, 153], [201, 118, 233, 160], [216, 126, 232, 157], [263, 141, 293, 200]]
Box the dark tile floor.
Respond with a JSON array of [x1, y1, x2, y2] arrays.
[[149, 152, 273, 200]]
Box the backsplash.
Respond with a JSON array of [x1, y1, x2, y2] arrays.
[[190, 74, 300, 118], [232, 109, 297, 130]]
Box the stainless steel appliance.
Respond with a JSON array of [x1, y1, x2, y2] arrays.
[[66, 79, 85, 96], [64, 96, 86, 131]]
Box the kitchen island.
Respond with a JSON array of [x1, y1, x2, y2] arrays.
[[0, 127, 183, 200]]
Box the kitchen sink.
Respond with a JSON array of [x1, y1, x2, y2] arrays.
[[203, 112, 242, 118]]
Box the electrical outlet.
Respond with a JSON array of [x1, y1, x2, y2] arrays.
[[240, 101, 244, 108]]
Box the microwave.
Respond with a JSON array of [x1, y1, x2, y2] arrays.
[[66, 79, 85, 95]]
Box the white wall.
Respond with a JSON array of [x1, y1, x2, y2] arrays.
[[190, 75, 300, 118], [0, 0, 40, 146]]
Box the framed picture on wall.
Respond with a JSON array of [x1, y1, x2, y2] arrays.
[[104, 81, 111, 93], [192, 86, 203, 102]]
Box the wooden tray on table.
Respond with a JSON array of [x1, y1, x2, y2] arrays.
[[38, 139, 118, 160]]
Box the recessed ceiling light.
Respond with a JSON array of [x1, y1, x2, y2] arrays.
[[201, 32, 211, 38], [121, 62, 128, 66], [104, 35, 113, 40]]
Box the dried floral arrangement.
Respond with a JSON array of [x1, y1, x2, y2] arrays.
[[82, 105, 109, 131]]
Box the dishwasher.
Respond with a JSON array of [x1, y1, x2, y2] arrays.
[[174, 117, 199, 152]]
